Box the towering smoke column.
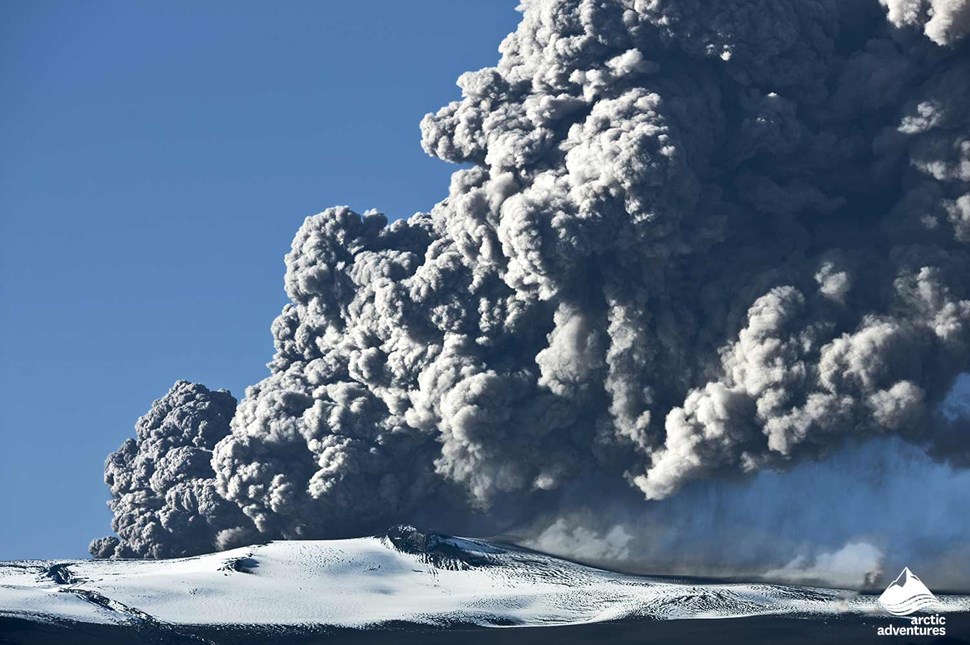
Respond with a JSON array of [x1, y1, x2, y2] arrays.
[[96, 0, 970, 576]]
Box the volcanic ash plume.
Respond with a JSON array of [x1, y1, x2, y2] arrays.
[[96, 0, 970, 568], [91, 382, 257, 559]]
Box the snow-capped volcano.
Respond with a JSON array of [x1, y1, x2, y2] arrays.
[[878, 568, 940, 616], [1, 528, 967, 630]]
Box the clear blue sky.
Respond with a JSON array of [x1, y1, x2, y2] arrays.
[[0, 1, 520, 559]]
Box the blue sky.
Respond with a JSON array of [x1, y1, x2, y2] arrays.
[[0, 1, 520, 559]]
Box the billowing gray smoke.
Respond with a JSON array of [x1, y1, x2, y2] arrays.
[[95, 0, 970, 582], [91, 382, 257, 559]]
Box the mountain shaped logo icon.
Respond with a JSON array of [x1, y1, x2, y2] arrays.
[[878, 567, 939, 616]]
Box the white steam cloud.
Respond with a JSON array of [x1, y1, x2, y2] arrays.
[[764, 542, 884, 588]]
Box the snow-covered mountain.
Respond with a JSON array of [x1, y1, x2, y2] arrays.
[[1, 527, 968, 630]]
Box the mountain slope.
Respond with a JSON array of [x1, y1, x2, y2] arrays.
[[1, 527, 967, 629]]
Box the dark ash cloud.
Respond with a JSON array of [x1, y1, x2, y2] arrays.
[[91, 382, 256, 559], [94, 0, 970, 585]]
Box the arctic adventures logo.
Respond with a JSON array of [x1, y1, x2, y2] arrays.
[[876, 567, 945, 637]]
